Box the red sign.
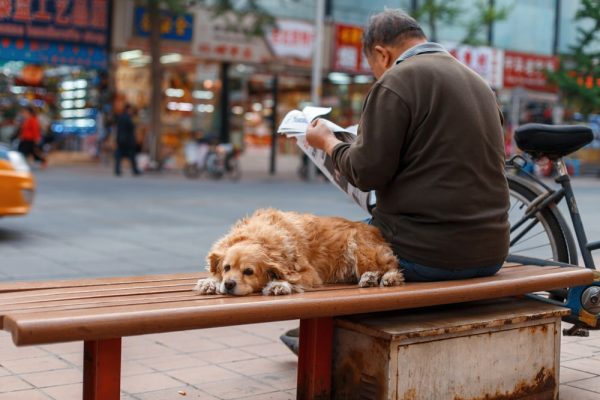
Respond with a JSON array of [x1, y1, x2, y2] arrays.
[[503, 51, 558, 93], [333, 24, 371, 74]]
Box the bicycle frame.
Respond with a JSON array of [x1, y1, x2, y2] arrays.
[[507, 154, 600, 333], [507, 155, 599, 270]]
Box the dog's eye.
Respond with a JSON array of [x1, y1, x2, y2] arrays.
[[223, 265, 231, 272], [243, 268, 254, 276]]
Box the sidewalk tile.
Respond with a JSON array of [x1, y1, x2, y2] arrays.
[[563, 357, 600, 375], [122, 342, 179, 360], [560, 385, 600, 400], [121, 372, 183, 394], [563, 342, 600, 357], [220, 357, 296, 377], [199, 376, 279, 399], [21, 368, 81, 388], [213, 334, 272, 348], [39, 342, 82, 355], [0, 390, 51, 400], [254, 369, 297, 391], [241, 343, 293, 358], [239, 391, 295, 400], [166, 364, 243, 386], [137, 354, 209, 372], [122, 360, 156, 377], [135, 386, 219, 400], [192, 348, 257, 364], [1, 355, 71, 374], [41, 383, 80, 400], [568, 376, 600, 394], [0, 375, 33, 392], [561, 367, 597, 384], [155, 337, 228, 353]]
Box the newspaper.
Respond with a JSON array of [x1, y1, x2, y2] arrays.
[[278, 106, 374, 212]]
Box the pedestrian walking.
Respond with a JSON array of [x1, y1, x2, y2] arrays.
[[18, 106, 47, 168], [114, 104, 141, 176]]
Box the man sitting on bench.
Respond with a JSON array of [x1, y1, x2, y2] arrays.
[[282, 9, 510, 353]]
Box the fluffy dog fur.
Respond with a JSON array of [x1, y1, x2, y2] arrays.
[[193, 208, 403, 296]]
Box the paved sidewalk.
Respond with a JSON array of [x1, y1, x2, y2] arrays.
[[0, 321, 599, 399]]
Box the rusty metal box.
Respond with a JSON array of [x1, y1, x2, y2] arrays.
[[332, 297, 568, 400]]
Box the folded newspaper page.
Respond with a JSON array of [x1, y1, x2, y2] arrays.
[[278, 106, 373, 212]]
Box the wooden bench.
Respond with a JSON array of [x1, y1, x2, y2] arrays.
[[0, 263, 593, 400]]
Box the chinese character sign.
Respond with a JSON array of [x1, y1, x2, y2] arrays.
[[333, 24, 371, 74], [0, 0, 109, 46], [503, 51, 558, 93], [448, 44, 504, 89], [133, 6, 193, 42], [266, 19, 314, 61]]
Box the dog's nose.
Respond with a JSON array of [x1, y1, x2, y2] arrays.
[[224, 280, 236, 291]]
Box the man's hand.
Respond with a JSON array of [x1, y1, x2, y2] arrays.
[[306, 119, 343, 156]]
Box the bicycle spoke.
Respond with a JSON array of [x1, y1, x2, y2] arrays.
[[511, 243, 552, 253], [511, 229, 547, 246]]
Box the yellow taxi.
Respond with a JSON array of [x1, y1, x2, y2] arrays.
[[0, 145, 35, 216]]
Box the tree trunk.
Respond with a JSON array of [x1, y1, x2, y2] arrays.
[[149, 0, 162, 169]]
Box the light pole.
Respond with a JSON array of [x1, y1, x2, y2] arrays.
[[308, 0, 326, 181]]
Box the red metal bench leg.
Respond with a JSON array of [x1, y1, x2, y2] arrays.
[[83, 338, 122, 400], [297, 317, 333, 400]]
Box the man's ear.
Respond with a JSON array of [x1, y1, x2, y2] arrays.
[[373, 45, 391, 68], [206, 251, 224, 275]]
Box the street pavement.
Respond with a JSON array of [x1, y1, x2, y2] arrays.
[[0, 151, 599, 399]]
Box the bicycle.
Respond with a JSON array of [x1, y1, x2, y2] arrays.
[[505, 123, 600, 335]]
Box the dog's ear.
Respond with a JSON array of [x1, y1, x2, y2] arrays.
[[267, 264, 301, 284], [206, 251, 224, 275]]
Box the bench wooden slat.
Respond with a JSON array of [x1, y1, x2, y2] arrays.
[[2, 265, 592, 346], [0, 272, 204, 293], [0, 265, 560, 315]]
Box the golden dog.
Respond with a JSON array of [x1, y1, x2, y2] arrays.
[[193, 209, 403, 296]]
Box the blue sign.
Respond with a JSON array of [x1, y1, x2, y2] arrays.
[[133, 6, 193, 42], [0, 38, 107, 69]]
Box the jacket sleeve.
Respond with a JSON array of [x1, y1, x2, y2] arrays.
[[331, 83, 410, 191]]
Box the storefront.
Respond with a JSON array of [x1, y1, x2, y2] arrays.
[[0, 0, 109, 153], [111, 2, 322, 168]]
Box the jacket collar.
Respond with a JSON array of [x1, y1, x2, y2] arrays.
[[395, 42, 448, 65]]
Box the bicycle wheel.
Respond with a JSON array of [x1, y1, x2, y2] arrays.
[[507, 175, 577, 264]]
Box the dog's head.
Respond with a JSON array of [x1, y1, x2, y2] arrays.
[[207, 241, 289, 295]]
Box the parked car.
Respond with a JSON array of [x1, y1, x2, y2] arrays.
[[0, 145, 35, 217]]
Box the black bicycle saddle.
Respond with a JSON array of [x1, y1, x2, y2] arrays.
[[515, 123, 594, 159]]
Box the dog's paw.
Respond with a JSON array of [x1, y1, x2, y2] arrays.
[[262, 281, 293, 296], [193, 278, 220, 295], [380, 270, 404, 287], [358, 271, 381, 288]]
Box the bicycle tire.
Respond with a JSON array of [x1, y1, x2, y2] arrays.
[[507, 174, 577, 265]]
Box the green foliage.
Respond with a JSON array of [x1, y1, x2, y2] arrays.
[[462, 0, 512, 46], [413, 0, 462, 42], [548, 0, 600, 115]]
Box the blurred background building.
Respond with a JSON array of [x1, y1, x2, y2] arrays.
[[0, 0, 599, 174]]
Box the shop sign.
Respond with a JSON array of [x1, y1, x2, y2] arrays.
[[133, 6, 193, 42], [332, 23, 371, 74], [192, 9, 272, 63], [0, 38, 107, 68], [504, 51, 558, 93], [266, 19, 314, 61], [447, 44, 504, 89], [0, 0, 109, 47]]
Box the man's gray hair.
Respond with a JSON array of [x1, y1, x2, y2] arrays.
[[363, 9, 426, 54]]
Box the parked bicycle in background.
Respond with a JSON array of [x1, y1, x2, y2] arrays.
[[505, 123, 600, 335], [183, 132, 241, 181]]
